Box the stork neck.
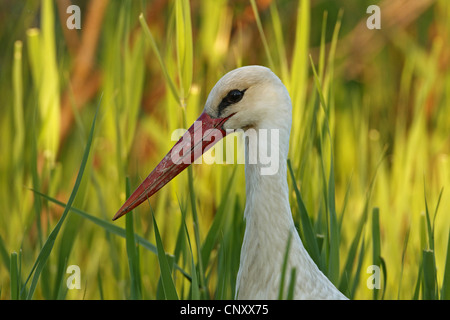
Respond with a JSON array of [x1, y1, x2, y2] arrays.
[[243, 128, 292, 226], [236, 129, 300, 299]]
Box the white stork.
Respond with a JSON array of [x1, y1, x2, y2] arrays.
[[113, 66, 348, 300]]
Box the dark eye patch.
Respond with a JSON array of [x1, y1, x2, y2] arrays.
[[218, 89, 247, 117]]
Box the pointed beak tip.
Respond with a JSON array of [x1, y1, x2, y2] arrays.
[[112, 209, 126, 221], [111, 213, 120, 221]]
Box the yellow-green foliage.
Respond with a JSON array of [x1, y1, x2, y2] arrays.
[[0, 0, 449, 300]]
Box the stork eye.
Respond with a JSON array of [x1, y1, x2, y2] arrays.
[[225, 89, 245, 104], [217, 88, 247, 117]]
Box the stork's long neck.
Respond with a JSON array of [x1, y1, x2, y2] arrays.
[[243, 127, 292, 233], [236, 120, 347, 300], [236, 123, 299, 299]]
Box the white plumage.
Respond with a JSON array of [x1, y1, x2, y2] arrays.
[[115, 65, 348, 300], [213, 66, 347, 299]]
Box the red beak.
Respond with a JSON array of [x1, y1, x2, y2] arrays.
[[112, 111, 233, 221]]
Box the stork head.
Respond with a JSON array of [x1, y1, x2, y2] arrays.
[[113, 65, 291, 220], [204, 65, 292, 132]]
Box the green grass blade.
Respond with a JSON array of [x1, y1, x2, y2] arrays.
[[125, 177, 142, 300], [286, 268, 297, 300], [31, 0, 60, 163], [326, 147, 340, 285], [423, 183, 434, 251], [287, 159, 321, 268], [413, 264, 423, 300], [278, 232, 292, 300], [422, 249, 437, 300], [10, 252, 19, 300], [349, 238, 365, 299], [151, 205, 179, 300], [139, 13, 179, 102], [189, 234, 200, 300], [309, 55, 328, 118], [183, 109, 207, 296], [175, 0, 186, 99], [338, 172, 353, 230], [0, 235, 10, 273], [175, 0, 193, 99], [97, 272, 104, 300], [12, 41, 25, 217], [201, 167, 237, 267], [182, 0, 193, 97], [422, 185, 442, 299], [317, 12, 327, 82], [186, 164, 206, 295], [173, 197, 188, 270], [441, 230, 450, 300], [269, 1, 289, 83], [177, 197, 200, 300], [23, 95, 101, 299], [250, 0, 274, 69], [372, 207, 381, 300], [30, 100, 43, 247], [379, 256, 387, 300], [397, 224, 411, 299], [290, 0, 309, 136], [52, 214, 80, 299]]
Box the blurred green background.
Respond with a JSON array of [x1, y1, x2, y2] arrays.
[[0, 0, 449, 300]]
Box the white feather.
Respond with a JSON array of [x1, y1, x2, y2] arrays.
[[206, 66, 348, 300]]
